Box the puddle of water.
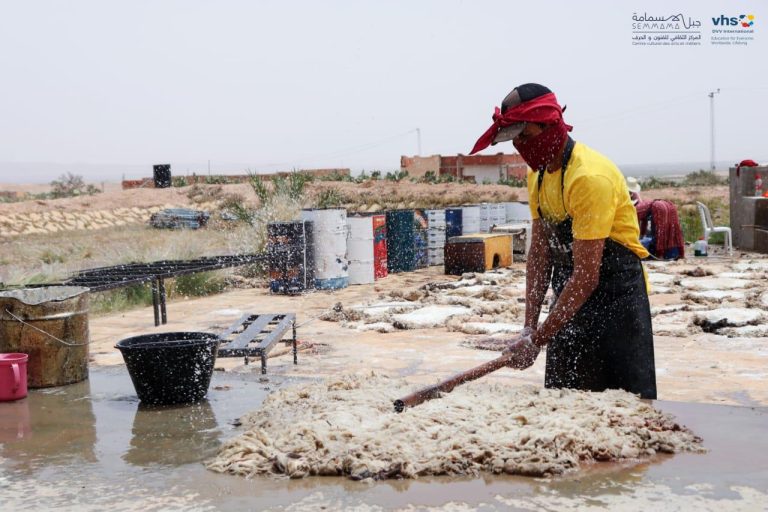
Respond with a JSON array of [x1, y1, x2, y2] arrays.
[[1, 367, 767, 511]]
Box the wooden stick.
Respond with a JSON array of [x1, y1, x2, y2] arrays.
[[393, 352, 516, 412]]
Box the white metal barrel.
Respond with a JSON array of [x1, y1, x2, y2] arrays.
[[479, 203, 492, 232], [427, 247, 444, 265], [347, 216, 375, 285], [461, 205, 481, 234], [505, 201, 532, 223], [491, 203, 506, 226], [300, 208, 349, 289], [425, 209, 446, 265]]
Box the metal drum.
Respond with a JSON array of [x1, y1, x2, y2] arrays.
[[505, 201, 532, 223], [386, 209, 415, 273], [413, 209, 429, 269], [480, 203, 491, 233], [300, 208, 349, 290], [267, 221, 315, 294], [426, 209, 446, 266], [491, 203, 507, 229], [347, 216, 376, 285], [445, 208, 463, 238], [0, 287, 89, 388], [461, 205, 481, 234], [372, 214, 388, 279]]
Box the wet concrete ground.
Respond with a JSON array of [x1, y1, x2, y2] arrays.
[[1, 367, 767, 511], [3, 258, 768, 509]]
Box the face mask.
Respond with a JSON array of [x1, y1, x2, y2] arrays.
[[513, 121, 569, 172]]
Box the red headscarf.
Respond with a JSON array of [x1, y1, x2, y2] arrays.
[[470, 93, 572, 155]]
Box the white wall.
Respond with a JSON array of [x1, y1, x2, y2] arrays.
[[463, 166, 502, 184]]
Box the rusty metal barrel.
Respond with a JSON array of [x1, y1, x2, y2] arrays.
[[0, 286, 90, 388]]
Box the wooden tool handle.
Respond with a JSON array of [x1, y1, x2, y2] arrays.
[[393, 351, 516, 412]]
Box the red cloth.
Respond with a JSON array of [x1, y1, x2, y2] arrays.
[[470, 93, 573, 155], [635, 200, 653, 237], [636, 200, 685, 259], [737, 159, 759, 167]]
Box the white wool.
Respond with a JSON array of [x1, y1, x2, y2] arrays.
[[718, 272, 758, 280], [653, 311, 698, 337], [732, 260, 768, 272], [649, 285, 673, 294], [460, 322, 524, 335], [650, 304, 687, 316], [391, 305, 472, 329], [353, 302, 419, 315], [718, 324, 768, 338], [356, 322, 396, 333], [679, 277, 753, 291], [683, 290, 746, 302], [449, 285, 489, 296], [694, 308, 765, 327], [206, 375, 703, 481], [647, 273, 677, 285]]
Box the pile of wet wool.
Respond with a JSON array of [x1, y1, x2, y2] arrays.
[[206, 374, 703, 481]]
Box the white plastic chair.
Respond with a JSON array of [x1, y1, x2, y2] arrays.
[[696, 201, 732, 255]]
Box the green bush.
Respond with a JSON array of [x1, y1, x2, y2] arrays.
[[682, 170, 727, 187], [40, 249, 65, 264], [172, 176, 189, 187], [90, 284, 155, 315], [315, 187, 344, 209], [172, 271, 227, 297], [317, 170, 353, 182], [50, 172, 101, 198], [273, 172, 312, 199], [639, 176, 679, 190], [498, 176, 527, 187], [385, 169, 409, 182], [204, 175, 232, 185], [674, 197, 728, 244]]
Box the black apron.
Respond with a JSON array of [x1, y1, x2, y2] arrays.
[[536, 138, 657, 399]]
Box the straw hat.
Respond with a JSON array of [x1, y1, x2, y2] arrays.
[[626, 176, 641, 194]]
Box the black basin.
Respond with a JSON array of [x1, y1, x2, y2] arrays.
[[115, 332, 219, 405]]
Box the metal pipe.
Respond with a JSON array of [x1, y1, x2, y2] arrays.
[[158, 277, 167, 325], [151, 281, 160, 327], [394, 351, 516, 412]]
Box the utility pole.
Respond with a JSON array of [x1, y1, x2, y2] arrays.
[[708, 89, 720, 171], [416, 128, 422, 156]]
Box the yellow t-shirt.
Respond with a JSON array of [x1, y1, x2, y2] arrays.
[[527, 141, 649, 259]]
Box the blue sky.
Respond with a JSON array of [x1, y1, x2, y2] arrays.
[[0, 0, 765, 181]]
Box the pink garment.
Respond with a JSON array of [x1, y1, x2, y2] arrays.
[[635, 200, 685, 259]]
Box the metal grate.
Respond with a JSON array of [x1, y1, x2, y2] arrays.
[[218, 313, 297, 374], [27, 254, 265, 326]]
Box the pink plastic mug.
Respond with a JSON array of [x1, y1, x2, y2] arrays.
[[0, 353, 29, 401]]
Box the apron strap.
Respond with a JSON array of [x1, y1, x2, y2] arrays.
[[536, 137, 575, 220]]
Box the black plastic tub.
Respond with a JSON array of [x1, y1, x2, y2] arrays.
[[115, 332, 219, 405]]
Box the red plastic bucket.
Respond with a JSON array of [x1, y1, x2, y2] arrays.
[[0, 353, 29, 401]]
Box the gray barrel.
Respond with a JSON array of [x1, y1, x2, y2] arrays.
[[0, 286, 90, 388]]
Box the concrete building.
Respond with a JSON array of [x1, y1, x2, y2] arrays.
[[729, 164, 768, 253], [401, 153, 526, 183]]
